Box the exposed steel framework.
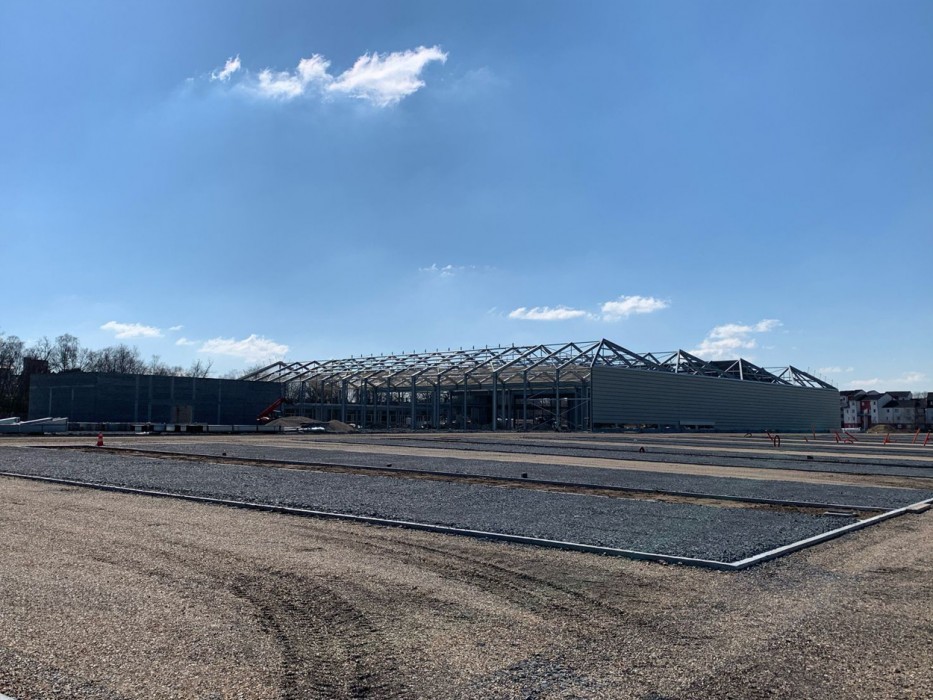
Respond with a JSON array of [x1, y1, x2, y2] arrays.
[[243, 339, 834, 430]]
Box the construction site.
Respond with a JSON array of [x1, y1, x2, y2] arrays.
[[244, 338, 839, 432], [3, 340, 932, 698], [1, 425, 932, 698]]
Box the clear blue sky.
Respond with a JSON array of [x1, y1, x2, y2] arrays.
[[2, 1, 931, 389]]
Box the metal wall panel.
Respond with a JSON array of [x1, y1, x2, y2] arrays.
[[591, 366, 839, 431], [28, 373, 281, 424]]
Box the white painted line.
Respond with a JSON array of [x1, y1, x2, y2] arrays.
[[1, 692, 18, 700]]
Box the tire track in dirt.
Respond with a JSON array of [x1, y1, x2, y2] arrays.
[[230, 571, 409, 700]]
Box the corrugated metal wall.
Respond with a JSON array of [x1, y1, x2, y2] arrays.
[[28, 373, 282, 424], [591, 366, 839, 431]]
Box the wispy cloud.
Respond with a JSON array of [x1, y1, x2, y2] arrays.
[[818, 366, 854, 374], [844, 371, 927, 391], [175, 337, 197, 347], [601, 295, 669, 321], [169, 325, 184, 332], [100, 321, 162, 339], [509, 306, 589, 321], [419, 263, 492, 278], [211, 55, 241, 82], [198, 334, 288, 363], [507, 294, 669, 322], [690, 319, 781, 360], [327, 46, 448, 106], [209, 46, 447, 107]]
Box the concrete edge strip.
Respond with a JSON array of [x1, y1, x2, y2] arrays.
[[0, 470, 734, 570], [43, 446, 891, 513], [728, 496, 933, 570], [1, 693, 17, 700]]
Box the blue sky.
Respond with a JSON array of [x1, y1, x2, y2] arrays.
[[2, 1, 931, 389]]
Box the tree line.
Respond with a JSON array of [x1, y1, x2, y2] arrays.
[[0, 331, 218, 417]]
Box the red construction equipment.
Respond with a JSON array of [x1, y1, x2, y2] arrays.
[[257, 397, 293, 424]]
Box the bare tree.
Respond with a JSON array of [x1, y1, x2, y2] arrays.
[[0, 332, 25, 416], [53, 334, 81, 372], [148, 355, 184, 376], [186, 358, 213, 378], [26, 336, 54, 364], [81, 344, 147, 374]]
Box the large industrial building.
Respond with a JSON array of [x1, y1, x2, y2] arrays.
[[244, 339, 839, 432]]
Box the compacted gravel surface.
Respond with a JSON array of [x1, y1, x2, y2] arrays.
[[1, 476, 932, 700], [316, 435, 933, 474], [100, 441, 933, 510], [0, 446, 875, 562], [129, 436, 933, 478]]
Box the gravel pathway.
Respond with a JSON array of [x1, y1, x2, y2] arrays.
[[302, 435, 933, 475], [108, 442, 933, 510], [0, 446, 877, 562]]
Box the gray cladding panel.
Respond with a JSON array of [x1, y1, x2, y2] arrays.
[[591, 367, 839, 431], [29, 373, 281, 424]]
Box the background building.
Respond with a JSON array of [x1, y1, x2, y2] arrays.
[[29, 373, 281, 425]]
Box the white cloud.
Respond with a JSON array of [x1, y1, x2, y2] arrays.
[[690, 319, 782, 360], [169, 325, 184, 332], [600, 295, 669, 321], [844, 371, 927, 391], [507, 294, 669, 322], [175, 337, 197, 347], [509, 306, 589, 321], [327, 46, 448, 106], [211, 55, 241, 82], [419, 263, 492, 277], [214, 46, 447, 107], [100, 321, 162, 339], [818, 366, 854, 374], [420, 263, 460, 278], [198, 334, 288, 363]]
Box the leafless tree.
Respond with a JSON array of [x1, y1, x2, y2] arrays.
[[53, 334, 81, 372], [81, 344, 147, 374], [0, 332, 25, 416], [186, 358, 213, 378]]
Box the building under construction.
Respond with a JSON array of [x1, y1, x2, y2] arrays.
[[244, 339, 839, 432]]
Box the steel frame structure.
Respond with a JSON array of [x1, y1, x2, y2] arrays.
[[243, 339, 834, 431]]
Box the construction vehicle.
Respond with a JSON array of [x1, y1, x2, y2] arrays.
[[256, 397, 293, 424]]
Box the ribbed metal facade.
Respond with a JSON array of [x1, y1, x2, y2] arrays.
[[29, 373, 282, 424], [591, 366, 839, 431]]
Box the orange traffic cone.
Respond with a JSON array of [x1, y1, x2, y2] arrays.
[[96, 432, 104, 447]]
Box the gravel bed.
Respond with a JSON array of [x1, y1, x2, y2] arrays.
[[0, 446, 870, 562], [117, 442, 933, 510], [314, 435, 933, 475]]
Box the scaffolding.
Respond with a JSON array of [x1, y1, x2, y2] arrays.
[[242, 339, 834, 431]]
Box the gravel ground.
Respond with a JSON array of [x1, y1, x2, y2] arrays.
[[94, 442, 933, 510], [1, 478, 931, 699], [0, 447, 871, 562], [310, 436, 933, 475], [122, 435, 933, 479]]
